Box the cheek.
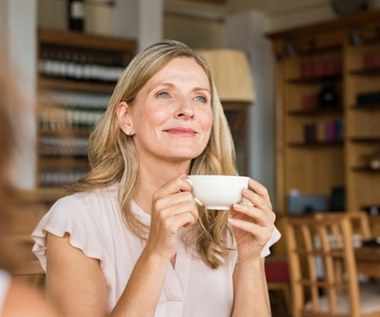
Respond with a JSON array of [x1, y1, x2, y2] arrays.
[[133, 107, 164, 131], [201, 112, 214, 133]]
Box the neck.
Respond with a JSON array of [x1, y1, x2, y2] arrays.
[[133, 159, 191, 213]]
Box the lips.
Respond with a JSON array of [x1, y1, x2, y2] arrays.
[[164, 127, 197, 136]]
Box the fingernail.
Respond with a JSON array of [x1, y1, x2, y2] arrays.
[[233, 203, 243, 210], [194, 198, 203, 206], [184, 178, 193, 187]]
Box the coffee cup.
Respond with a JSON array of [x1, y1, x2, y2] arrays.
[[187, 175, 250, 210]]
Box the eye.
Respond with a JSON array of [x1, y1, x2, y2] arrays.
[[194, 95, 208, 103], [156, 91, 171, 99]]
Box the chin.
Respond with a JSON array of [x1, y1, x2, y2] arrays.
[[163, 150, 203, 162]]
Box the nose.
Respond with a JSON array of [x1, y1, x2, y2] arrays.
[[174, 97, 194, 120]]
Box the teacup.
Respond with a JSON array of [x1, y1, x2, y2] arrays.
[[187, 175, 250, 210]]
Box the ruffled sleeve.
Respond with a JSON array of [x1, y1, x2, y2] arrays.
[[32, 195, 106, 272], [260, 226, 281, 258]]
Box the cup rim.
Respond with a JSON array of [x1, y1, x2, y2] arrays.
[[187, 175, 249, 180]]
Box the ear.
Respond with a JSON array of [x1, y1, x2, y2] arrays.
[[116, 101, 135, 136]]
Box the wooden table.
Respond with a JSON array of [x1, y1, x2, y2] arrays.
[[355, 246, 380, 278]]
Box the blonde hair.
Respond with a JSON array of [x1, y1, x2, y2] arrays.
[[73, 39, 238, 268]]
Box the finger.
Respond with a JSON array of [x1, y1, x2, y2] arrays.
[[242, 189, 268, 210], [228, 218, 274, 243], [156, 189, 196, 212], [157, 196, 199, 223], [248, 179, 272, 209], [232, 203, 273, 226], [173, 199, 199, 223], [162, 207, 198, 230], [175, 210, 197, 227], [241, 190, 275, 224], [154, 176, 193, 203]]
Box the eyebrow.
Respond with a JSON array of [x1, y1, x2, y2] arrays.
[[154, 82, 211, 94]]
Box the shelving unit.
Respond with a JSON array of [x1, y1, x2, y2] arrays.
[[345, 38, 380, 213], [268, 10, 380, 217], [223, 102, 250, 176], [36, 28, 136, 188]]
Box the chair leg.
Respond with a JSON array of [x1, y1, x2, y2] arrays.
[[268, 283, 291, 317]]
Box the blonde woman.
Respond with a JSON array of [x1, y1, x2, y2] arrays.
[[32, 39, 280, 317]]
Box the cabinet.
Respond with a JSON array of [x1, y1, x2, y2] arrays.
[[36, 28, 136, 189], [223, 102, 250, 176], [268, 10, 380, 215], [345, 34, 380, 214]]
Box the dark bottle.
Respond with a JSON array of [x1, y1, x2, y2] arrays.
[[319, 80, 339, 108], [68, 0, 85, 31]]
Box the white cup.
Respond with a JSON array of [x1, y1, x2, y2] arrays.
[[187, 175, 250, 210]]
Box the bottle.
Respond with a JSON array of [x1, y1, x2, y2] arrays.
[[319, 80, 339, 108], [67, 0, 85, 31]]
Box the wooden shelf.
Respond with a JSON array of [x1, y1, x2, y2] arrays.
[[350, 68, 380, 76], [287, 108, 343, 116], [269, 9, 380, 216], [38, 27, 136, 52], [287, 74, 342, 84], [38, 78, 115, 93], [36, 28, 136, 189], [352, 166, 380, 172], [351, 103, 380, 110], [39, 128, 92, 137], [15, 187, 66, 203], [288, 141, 343, 147], [350, 137, 380, 143]]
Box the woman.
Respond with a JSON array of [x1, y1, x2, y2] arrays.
[[0, 40, 57, 316], [32, 39, 280, 317]]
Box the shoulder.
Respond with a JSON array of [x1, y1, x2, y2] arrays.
[[57, 183, 118, 206], [50, 183, 119, 217], [2, 280, 57, 317]]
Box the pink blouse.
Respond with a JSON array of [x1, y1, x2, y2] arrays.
[[32, 183, 280, 317]]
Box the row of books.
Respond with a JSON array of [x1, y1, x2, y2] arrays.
[[303, 120, 344, 143], [39, 170, 87, 187]]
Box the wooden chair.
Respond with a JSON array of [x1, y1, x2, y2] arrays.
[[265, 256, 291, 316], [284, 212, 380, 317]]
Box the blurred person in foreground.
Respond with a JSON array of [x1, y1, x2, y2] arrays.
[[0, 42, 57, 316], [32, 39, 281, 317]]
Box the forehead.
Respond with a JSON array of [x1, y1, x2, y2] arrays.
[[149, 57, 210, 86]]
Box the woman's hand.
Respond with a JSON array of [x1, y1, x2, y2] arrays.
[[228, 178, 276, 263], [144, 174, 199, 262]]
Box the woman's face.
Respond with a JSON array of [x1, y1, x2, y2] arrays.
[[124, 57, 213, 164]]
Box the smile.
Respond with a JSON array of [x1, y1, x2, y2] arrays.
[[164, 128, 197, 136]]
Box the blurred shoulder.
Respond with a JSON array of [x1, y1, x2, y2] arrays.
[[2, 279, 57, 317]]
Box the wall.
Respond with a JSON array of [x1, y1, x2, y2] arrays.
[[224, 11, 275, 200], [164, 0, 225, 48], [227, 0, 335, 31]]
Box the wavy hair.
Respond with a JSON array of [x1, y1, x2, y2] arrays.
[[72, 39, 238, 269]]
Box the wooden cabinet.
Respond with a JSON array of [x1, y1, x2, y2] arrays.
[[268, 10, 380, 215], [36, 28, 136, 188], [345, 39, 380, 213], [223, 102, 250, 176]]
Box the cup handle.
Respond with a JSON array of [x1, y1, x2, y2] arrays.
[[184, 178, 204, 206]]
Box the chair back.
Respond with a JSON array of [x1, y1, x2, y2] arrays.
[[284, 212, 369, 317]]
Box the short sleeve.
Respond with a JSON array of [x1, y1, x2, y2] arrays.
[[31, 195, 106, 272], [260, 226, 281, 258]]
